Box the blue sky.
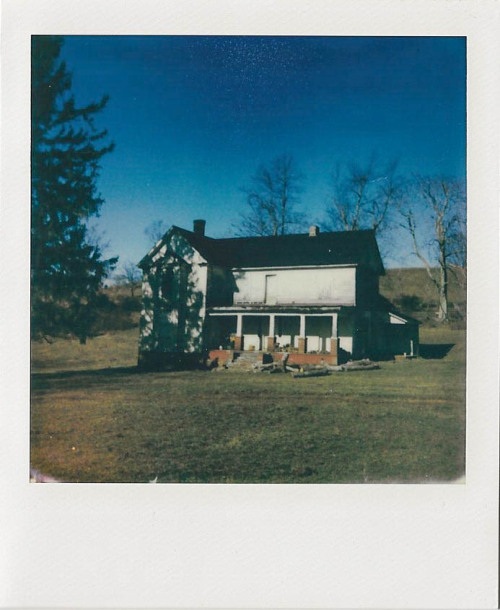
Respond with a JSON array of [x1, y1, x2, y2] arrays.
[[60, 36, 466, 269]]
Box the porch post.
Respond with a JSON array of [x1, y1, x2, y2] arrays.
[[267, 313, 276, 351], [330, 313, 339, 363], [234, 313, 243, 351], [298, 314, 307, 354], [331, 313, 338, 338]]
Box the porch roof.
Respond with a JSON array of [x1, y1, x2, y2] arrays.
[[208, 305, 344, 315]]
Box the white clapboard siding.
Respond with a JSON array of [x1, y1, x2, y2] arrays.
[[234, 267, 356, 305]]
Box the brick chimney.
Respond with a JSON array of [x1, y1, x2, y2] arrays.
[[309, 225, 320, 237], [193, 219, 206, 236]]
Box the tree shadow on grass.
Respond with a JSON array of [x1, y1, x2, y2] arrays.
[[419, 344, 455, 359], [32, 365, 140, 379], [31, 365, 142, 389]]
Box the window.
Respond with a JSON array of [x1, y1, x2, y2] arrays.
[[160, 267, 175, 300]]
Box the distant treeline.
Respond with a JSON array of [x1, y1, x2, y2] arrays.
[[87, 285, 142, 334]]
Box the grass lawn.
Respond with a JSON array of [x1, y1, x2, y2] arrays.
[[31, 327, 466, 483]]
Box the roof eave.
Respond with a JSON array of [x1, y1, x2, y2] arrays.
[[231, 263, 358, 272], [138, 226, 178, 269], [138, 225, 210, 268]]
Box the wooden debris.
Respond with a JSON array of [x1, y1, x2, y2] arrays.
[[252, 361, 284, 373], [251, 356, 380, 377], [340, 359, 380, 371], [292, 358, 380, 377], [252, 361, 274, 371], [292, 369, 331, 378], [324, 364, 344, 372], [341, 363, 380, 371]]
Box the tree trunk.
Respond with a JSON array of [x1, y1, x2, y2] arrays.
[[437, 263, 448, 322]]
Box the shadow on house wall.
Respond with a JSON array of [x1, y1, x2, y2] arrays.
[[139, 235, 208, 370]]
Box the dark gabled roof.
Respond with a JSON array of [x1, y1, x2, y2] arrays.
[[141, 226, 385, 274]]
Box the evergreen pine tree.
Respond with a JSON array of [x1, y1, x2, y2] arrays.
[[31, 36, 117, 343]]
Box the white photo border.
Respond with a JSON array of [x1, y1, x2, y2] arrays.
[[1, 1, 498, 608]]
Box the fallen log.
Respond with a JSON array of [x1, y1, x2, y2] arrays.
[[341, 363, 380, 371], [343, 358, 378, 368], [292, 369, 331, 378], [254, 362, 285, 373], [299, 364, 319, 372], [252, 362, 275, 371], [324, 364, 344, 372]]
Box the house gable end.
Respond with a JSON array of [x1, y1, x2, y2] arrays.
[[139, 226, 207, 269]]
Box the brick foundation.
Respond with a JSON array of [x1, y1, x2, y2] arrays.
[[287, 352, 338, 366], [233, 335, 243, 351], [207, 349, 234, 364], [330, 337, 339, 360], [207, 349, 338, 367]]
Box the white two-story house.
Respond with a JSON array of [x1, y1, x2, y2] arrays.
[[137, 220, 418, 369]]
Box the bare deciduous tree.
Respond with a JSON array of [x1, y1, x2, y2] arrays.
[[400, 176, 466, 322], [235, 154, 305, 236], [325, 158, 400, 235], [116, 261, 142, 296], [144, 219, 168, 245], [449, 211, 467, 295]]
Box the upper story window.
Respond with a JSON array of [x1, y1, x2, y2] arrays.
[[160, 267, 175, 300]]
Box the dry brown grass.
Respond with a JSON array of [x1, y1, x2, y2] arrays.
[[31, 325, 466, 484]]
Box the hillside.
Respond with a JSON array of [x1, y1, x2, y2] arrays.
[[380, 267, 466, 326], [91, 282, 142, 333]]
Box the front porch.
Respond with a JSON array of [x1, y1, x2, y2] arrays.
[[207, 308, 348, 364], [208, 348, 340, 367]]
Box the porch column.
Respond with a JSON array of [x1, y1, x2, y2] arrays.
[[267, 314, 276, 351], [330, 313, 339, 363], [298, 314, 307, 354], [234, 313, 243, 351], [331, 313, 338, 338]]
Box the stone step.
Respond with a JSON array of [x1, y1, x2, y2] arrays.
[[226, 351, 261, 369]]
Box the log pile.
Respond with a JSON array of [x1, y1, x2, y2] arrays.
[[252, 353, 290, 374], [336, 359, 380, 372], [292, 369, 331, 378], [251, 355, 380, 377]]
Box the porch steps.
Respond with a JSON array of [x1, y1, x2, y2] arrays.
[[226, 351, 261, 369]]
